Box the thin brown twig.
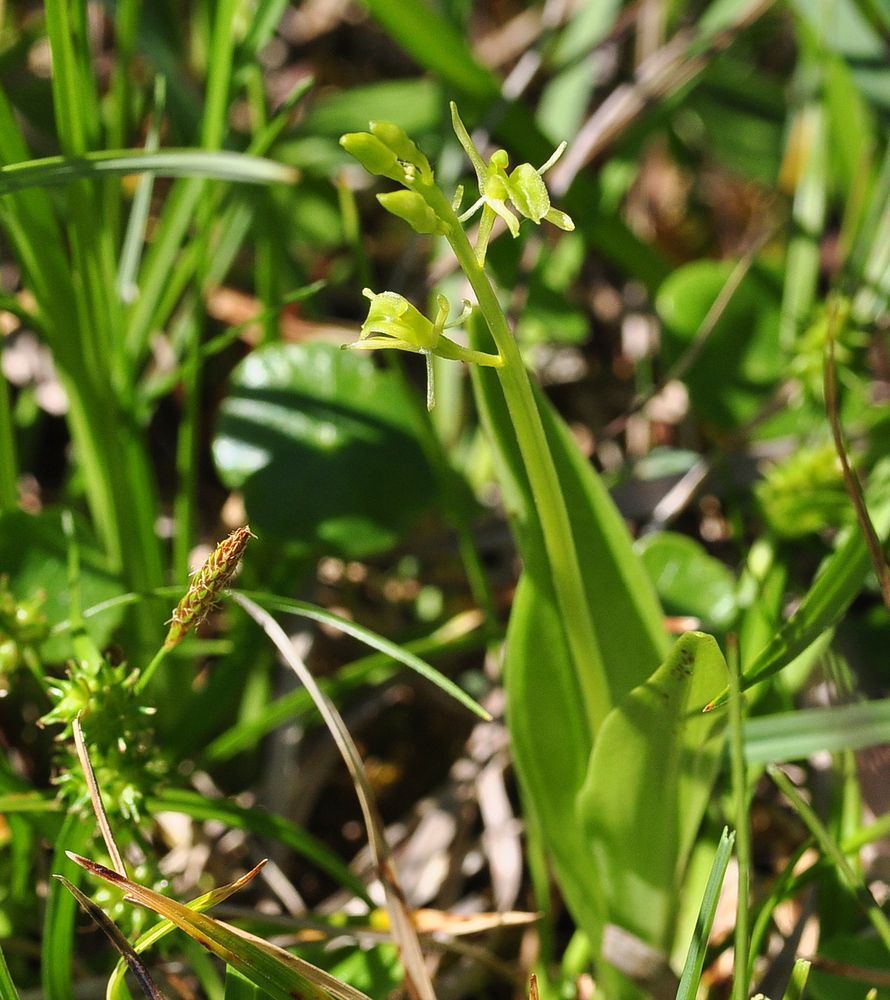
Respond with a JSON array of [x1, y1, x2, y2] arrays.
[[72, 715, 127, 877], [824, 310, 890, 610]]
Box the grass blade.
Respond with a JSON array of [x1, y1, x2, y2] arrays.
[[0, 150, 296, 195], [675, 827, 736, 1000], [55, 877, 166, 1000], [106, 862, 269, 1000], [744, 698, 890, 764], [242, 591, 491, 720], [0, 943, 22, 1000], [68, 854, 372, 1000], [767, 764, 890, 951]]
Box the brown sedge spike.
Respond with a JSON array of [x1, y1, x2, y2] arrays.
[[163, 526, 253, 650]]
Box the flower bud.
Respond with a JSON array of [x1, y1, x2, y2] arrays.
[[370, 122, 433, 182], [340, 132, 401, 181], [377, 191, 444, 235]]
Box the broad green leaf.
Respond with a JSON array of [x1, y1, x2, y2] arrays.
[[656, 260, 783, 429], [637, 532, 738, 631], [706, 460, 890, 709], [577, 633, 727, 951], [470, 335, 668, 968], [470, 357, 668, 704], [69, 855, 373, 1000], [0, 150, 296, 195], [504, 572, 603, 940], [213, 343, 436, 558]]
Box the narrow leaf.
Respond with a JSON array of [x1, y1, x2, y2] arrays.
[[0, 150, 296, 196], [54, 877, 166, 1000], [67, 854, 373, 1000]]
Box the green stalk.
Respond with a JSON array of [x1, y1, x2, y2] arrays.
[[425, 185, 611, 730], [728, 641, 751, 1000], [0, 365, 18, 511]]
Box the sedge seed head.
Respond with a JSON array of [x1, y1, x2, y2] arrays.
[[164, 525, 252, 649]]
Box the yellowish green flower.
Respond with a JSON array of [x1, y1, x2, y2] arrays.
[[348, 289, 501, 409], [450, 102, 574, 260]]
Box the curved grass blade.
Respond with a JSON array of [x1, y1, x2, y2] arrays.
[[205, 609, 487, 761], [239, 590, 491, 720], [0, 150, 296, 196], [68, 854, 372, 1000], [767, 765, 890, 951]]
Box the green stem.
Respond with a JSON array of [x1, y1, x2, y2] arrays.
[[427, 185, 610, 731], [0, 363, 18, 511], [728, 640, 751, 1000]]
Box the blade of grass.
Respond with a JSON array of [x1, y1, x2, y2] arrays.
[[117, 77, 167, 303], [0, 942, 22, 1000], [0, 362, 17, 511], [124, 76, 310, 368], [744, 698, 890, 764], [69, 854, 373, 1000], [675, 827, 736, 1000], [825, 318, 890, 608], [0, 150, 297, 194], [230, 592, 438, 1000], [106, 862, 270, 1000], [55, 877, 167, 1000], [243, 591, 491, 720], [728, 639, 751, 1000], [781, 958, 811, 999], [71, 717, 126, 877], [205, 609, 487, 761], [767, 764, 890, 950], [225, 967, 262, 1000], [42, 812, 93, 1000]]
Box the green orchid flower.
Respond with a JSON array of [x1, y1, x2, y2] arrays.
[[450, 102, 574, 262], [348, 289, 501, 409]]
